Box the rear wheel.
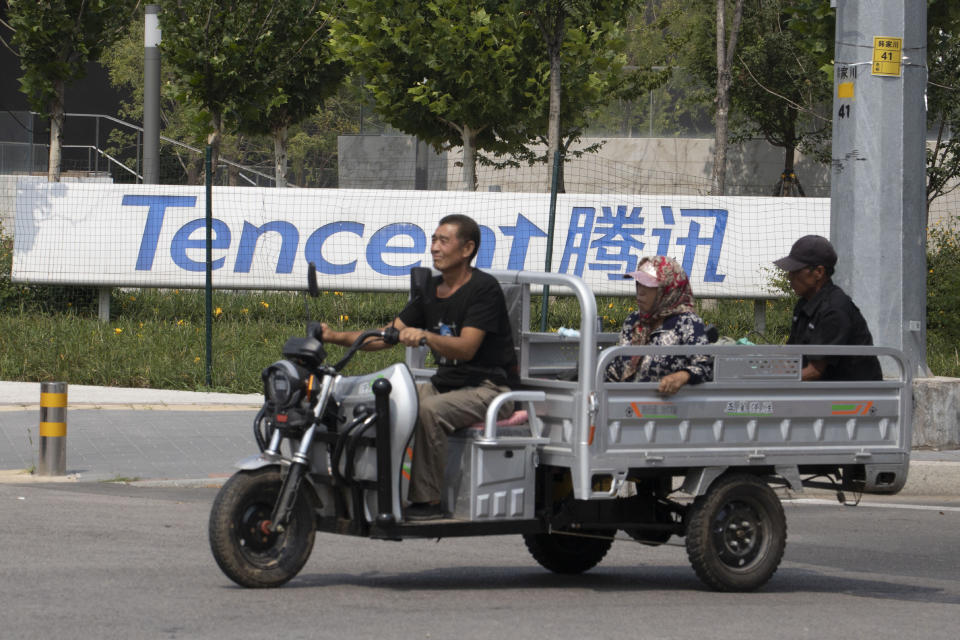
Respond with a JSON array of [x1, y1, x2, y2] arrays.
[[685, 474, 786, 591], [209, 467, 316, 588], [523, 530, 614, 574]]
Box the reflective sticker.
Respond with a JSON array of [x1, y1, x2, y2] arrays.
[[629, 401, 677, 419], [831, 401, 874, 416]]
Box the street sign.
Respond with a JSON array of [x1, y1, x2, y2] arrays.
[[872, 37, 902, 77]]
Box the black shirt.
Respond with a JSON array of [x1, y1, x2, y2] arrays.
[[398, 269, 517, 391], [787, 282, 882, 381]]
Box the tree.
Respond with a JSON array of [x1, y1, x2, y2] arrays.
[[159, 1, 282, 177], [99, 14, 212, 183], [101, 12, 361, 187], [515, 0, 638, 186], [332, 0, 545, 190], [729, 0, 832, 193], [231, 1, 347, 188], [587, 2, 700, 138], [286, 89, 365, 187], [711, 0, 745, 195], [662, 0, 747, 193], [4, 0, 140, 182]]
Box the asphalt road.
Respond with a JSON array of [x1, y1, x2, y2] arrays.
[[2, 482, 959, 640]]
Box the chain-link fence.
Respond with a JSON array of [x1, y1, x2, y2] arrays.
[[2, 143, 842, 390], [6, 124, 959, 388]]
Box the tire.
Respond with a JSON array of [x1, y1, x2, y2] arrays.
[[523, 530, 614, 574], [685, 474, 786, 592], [209, 467, 316, 588]]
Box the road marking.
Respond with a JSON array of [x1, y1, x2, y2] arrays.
[[786, 498, 960, 512]]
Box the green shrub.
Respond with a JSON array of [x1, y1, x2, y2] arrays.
[[0, 227, 99, 314], [927, 218, 960, 344]]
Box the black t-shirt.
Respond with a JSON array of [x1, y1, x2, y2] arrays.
[[398, 269, 518, 391], [787, 282, 882, 381]]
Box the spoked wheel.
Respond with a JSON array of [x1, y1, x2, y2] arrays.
[[523, 530, 615, 574], [209, 467, 316, 588], [685, 474, 786, 592]]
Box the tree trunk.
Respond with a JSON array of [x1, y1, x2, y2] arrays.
[[47, 80, 65, 182], [711, 0, 745, 196], [783, 145, 795, 175], [547, 28, 563, 187], [461, 123, 477, 191], [273, 123, 288, 188]]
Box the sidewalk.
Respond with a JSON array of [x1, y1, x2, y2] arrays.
[[0, 382, 263, 486], [1, 382, 958, 494]]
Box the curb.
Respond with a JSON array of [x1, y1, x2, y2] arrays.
[[896, 460, 960, 496], [0, 469, 229, 487]]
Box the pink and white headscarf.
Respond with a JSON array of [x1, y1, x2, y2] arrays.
[[620, 256, 695, 379]]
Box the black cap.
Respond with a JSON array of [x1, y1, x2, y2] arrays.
[[773, 235, 837, 272]]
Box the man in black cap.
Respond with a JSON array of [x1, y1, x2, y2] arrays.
[[774, 235, 882, 381]]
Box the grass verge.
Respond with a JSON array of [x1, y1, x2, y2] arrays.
[[0, 288, 954, 392]]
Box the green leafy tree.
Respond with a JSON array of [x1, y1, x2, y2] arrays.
[[587, 2, 696, 138], [514, 0, 640, 186], [729, 0, 832, 192], [231, 1, 347, 188], [286, 83, 367, 187], [4, 0, 140, 182], [101, 11, 357, 187], [159, 1, 282, 177], [656, 0, 746, 194], [99, 15, 213, 183], [332, 0, 546, 190]]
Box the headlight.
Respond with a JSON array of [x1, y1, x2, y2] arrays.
[[262, 360, 309, 410]]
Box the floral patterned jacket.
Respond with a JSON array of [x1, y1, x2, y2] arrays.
[[605, 311, 714, 383]]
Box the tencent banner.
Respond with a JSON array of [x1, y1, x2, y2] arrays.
[[13, 181, 828, 297]]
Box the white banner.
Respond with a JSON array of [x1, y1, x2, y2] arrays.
[[13, 181, 829, 297]]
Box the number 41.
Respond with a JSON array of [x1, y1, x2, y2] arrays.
[[838, 104, 851, 119]]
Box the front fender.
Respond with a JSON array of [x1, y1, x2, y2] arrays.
[[235, 452, 289, 471], [230, 455, 324, 513]]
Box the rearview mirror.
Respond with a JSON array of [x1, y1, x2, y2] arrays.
[[410, 266, 435, 304]]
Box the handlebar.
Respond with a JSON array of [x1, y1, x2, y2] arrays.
[[331, 327, 401, 372], [319, 324, 427, 372]]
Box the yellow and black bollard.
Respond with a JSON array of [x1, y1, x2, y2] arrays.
[[38, 382, 67, 475]]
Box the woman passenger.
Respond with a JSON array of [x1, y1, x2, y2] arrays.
[[605, 256, 713, 394]]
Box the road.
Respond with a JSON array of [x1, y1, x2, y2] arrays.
[[2, 482, 959, 640]]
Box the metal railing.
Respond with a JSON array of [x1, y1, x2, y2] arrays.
[[1, 111, 283, 186]]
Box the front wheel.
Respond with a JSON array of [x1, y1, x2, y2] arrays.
[[523, 530, 614, 574], [685, 474, 786, 592], [209, 467, 316, 588]]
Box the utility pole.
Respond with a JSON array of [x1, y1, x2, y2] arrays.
[[143, 4, 161, 184], [830, 0, 929, 377]]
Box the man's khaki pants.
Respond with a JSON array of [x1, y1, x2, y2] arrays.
[[407, 380, 513, 505]]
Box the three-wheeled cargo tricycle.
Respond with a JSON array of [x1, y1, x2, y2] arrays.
[[208, 269, 912, 591]]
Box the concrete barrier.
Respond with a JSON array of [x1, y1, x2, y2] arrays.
[[913, 376, 960, 449]]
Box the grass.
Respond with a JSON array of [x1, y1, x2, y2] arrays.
[[104, 476, 141, 484], [0, 287, 954, 392]]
